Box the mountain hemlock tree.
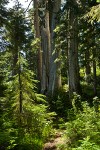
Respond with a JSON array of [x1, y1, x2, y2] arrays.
[[6, 6, 25, 76], [4, 1, 31, 121], [6, 0, 46, 119]]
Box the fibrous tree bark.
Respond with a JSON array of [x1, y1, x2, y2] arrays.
[[34, 0, 42, 91], [67, 0, 81, 98], [48, 0, 62, 94], [40, 0, 62, 95], [41, 0, 51, 94]]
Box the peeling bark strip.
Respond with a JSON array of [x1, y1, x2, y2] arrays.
[[40, 0, 62, 94], [48, 0, 62, 94]]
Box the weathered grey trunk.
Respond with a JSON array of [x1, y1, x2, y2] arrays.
[[67, 1, 81, 98], [48, 0, 62, 94], [41, 8, 51, 94], [34, 0, 42, 91]]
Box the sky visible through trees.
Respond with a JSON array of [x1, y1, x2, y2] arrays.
[[7, 0, 32, 8]]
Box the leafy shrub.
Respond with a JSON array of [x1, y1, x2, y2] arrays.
[[62, 101, 100, 149], [72, 136, 100, 150]]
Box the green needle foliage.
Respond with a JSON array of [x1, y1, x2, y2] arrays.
[[0, 44, 54, 150]]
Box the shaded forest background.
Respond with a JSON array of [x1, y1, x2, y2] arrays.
[[0, 0, 100, 149]]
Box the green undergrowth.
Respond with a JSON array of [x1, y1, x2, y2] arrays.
[[58, 96, 100, 150], [0, 104, 55, 150]]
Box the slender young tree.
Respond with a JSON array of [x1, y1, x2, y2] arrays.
[[3, 0, 48, 128]]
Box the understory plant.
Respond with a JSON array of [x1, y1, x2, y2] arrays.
[[60, 96, 100, 150], [0, 51, 54, 150]]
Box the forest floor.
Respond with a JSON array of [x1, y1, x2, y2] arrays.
[[43, 130, 66, 150]]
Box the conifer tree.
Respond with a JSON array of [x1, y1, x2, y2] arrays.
[[0, 1, 53, 149]]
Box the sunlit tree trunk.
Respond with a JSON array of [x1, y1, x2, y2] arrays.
[[34, 0, 42, 91], [41, 7, 51, 94], [48, 0, 62, 94]]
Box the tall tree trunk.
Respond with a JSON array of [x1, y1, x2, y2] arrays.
[[41, 8, 51, 94], [48, 0, 61, 94], [67, 1, 81, 99], [34, 0, 42, 91]]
